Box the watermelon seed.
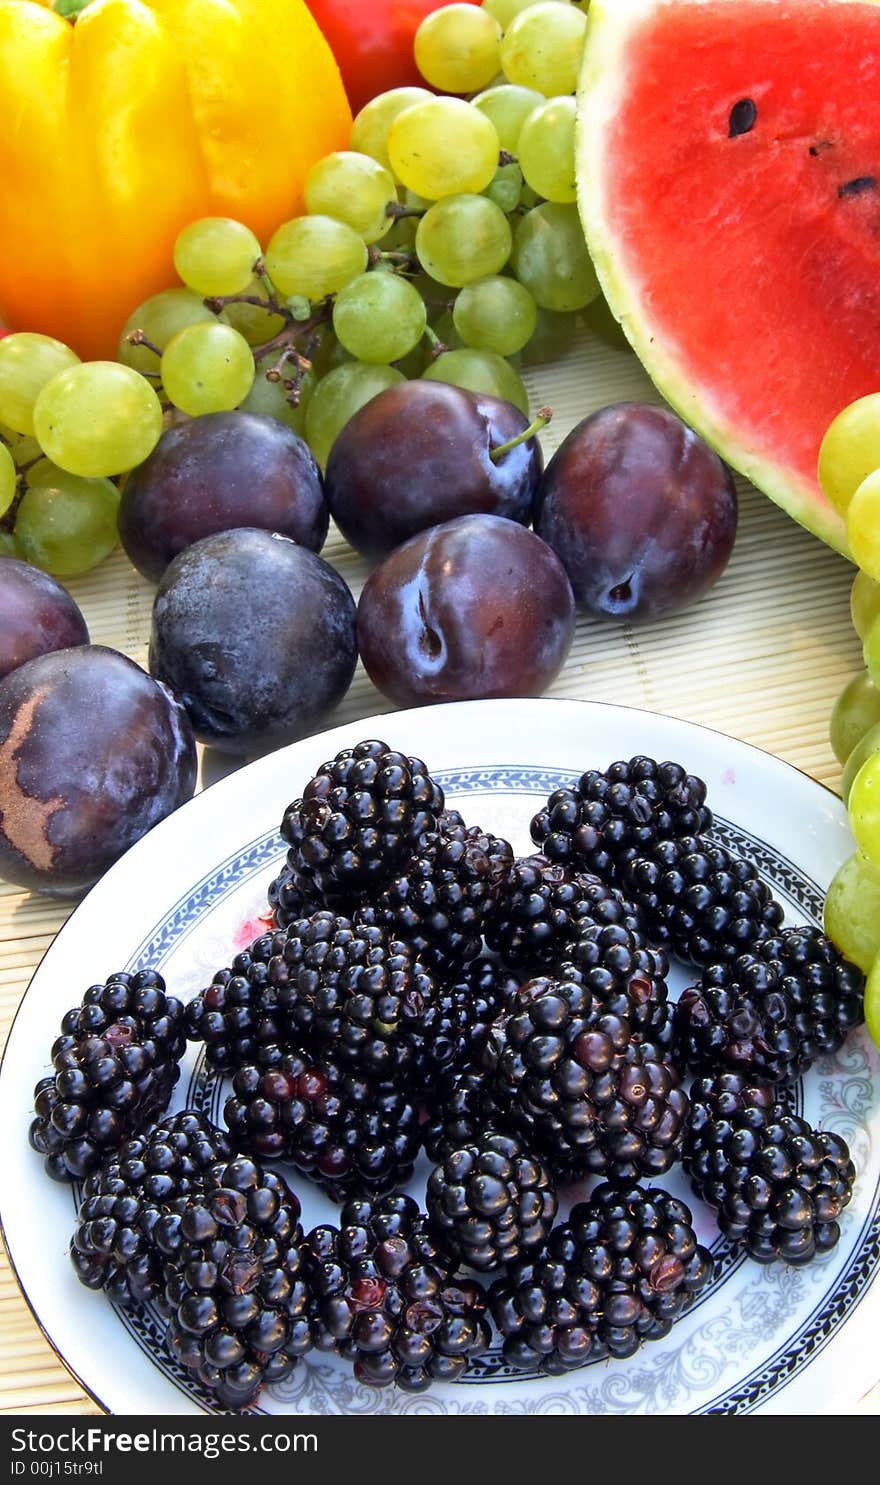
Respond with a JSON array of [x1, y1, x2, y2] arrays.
[[728, 99, 757, 138], [838, 176, 877, 198]]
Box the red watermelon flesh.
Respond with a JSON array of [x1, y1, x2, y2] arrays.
[[578, 0, 880, 555]]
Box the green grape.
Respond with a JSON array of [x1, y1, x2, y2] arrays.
[[865, 952, 880, 1049], [118, 288, 221, 374], [863, 611, 880, 688], [161, 322, 255, 418], [416, 195, 512, 288], [842, 721, 880, 805], [482, 162, 524, 214], [825, 849, 880, 971], [33, 362, 163, 478], [221, 277, 287, 346], [238, 368, 315, 437], [453, 275, 537, 355], [265, 215, 369, 302], [430, 311, 465, 353], [517, 95, 577, 202], [305, 152, 397, 246], [15, 460, 120, 576], [847, 469, 880, 580], [415, 5, 502, 94], [521, 305, 578, 365], [0, 441, 16, 518], [305, 361, 405, 468], [173, 217, 262, 298], [500, 2, 587, 95], [0, 333, 80, 436], [847, 750, 880, 866], [0, 529, 18, 558], [308, 329, 351, 379], [388, 98, 500, 200], [583, 292, 631, 350], [333, 273, 427, 364], [830, 669, 880, 765], [423, 347, 529, 415], [472, 83, 544, 149], [512, 203, 600, 312], [818, 392, 880, 516], [484, 0, 568, 22], [350, 86, 434, 173], [852, 569, 880, 641]]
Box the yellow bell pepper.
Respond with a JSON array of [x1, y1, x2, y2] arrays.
[[0, 0, 351, 358]]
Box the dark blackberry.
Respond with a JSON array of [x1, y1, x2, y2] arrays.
[[155, 1155, 311, 1409], [621, 833, 784, 967], [279, 739, 444, 906], [223, 1050, 421, 1200], [487, 976, 689, 1184], [69, 1112, 231, 1306], [271, 910, 437, 1085], [267, 867, 320, 929], [304, 1193, 491, 1389], [683, 1078, 855, 1264], [410, 957, 520, 1093], [530, 757, 712, 880], [555, 920, 675, 1054], [184, 931, 289, 1073], [489, 1182, 713, 1374], [29, 970, 186, 1182], [423, 1068, 507, 1164], [359, 818, 514, 970], [485, 855, 643, 972], [676, 925, 865, 1083], [426, 1131, 557, 1272]]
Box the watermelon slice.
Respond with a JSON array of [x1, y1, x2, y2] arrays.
[[577, 0, 880, 556]]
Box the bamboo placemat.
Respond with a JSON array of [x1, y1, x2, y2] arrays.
[[1, 329, 877, 1415]]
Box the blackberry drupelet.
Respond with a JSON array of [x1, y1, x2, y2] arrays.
[[410, 957, 520, 1093], [676, 925, 865, 1083], [155, 1155, 312, 1409], [556, 920, 675, 1053], [267, 867, 320, 930], [423, 1067, 507, 1164], [426, 1131, 557, 1272], [359, 817, 514, 970], [684, 1074, 855, 1264], [223, 1050, 421, 1201], [530, 757, 712, 881], [185, 930, 289, 1073], [487, 975, 689, 1184], [279, 739, 445, 907], [69, 1111, 231, 1306], [484, 855, 643, 972], [621, 833, 784, 967], [304, 1193, 491, 1389], [29, 970, 186, 1181], [489, 1182, 713, 1374]]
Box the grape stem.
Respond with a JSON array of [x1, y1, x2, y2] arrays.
[[369, 247, 419, 276], [126, 329, 164, 359], [489, 407, 553, 463], [385, 201, 426, 222], [423, 326, 450, 363]]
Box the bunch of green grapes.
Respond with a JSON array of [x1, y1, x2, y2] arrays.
[[0, 332, 163, 575], [818, 394, 880, 1049], [1, 0, 625, 571], [118, 0, 618, 468]]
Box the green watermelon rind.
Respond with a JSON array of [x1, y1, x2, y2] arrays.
[[575, 0, 852, 559]]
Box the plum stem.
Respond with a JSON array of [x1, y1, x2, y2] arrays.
[[490, 407, 553, 462]]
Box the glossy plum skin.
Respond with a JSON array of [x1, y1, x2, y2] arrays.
[[0, 558, 89, 680], [0, 645, 197, 894], [149, 528, 358, 756], [324, 381, 544, 559], [357, 513, 576, 707], [534, 403, 738, 622], [118, 412, 329, 583]]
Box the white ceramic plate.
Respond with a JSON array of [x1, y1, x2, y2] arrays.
[[1, 697, 878, 1416]]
